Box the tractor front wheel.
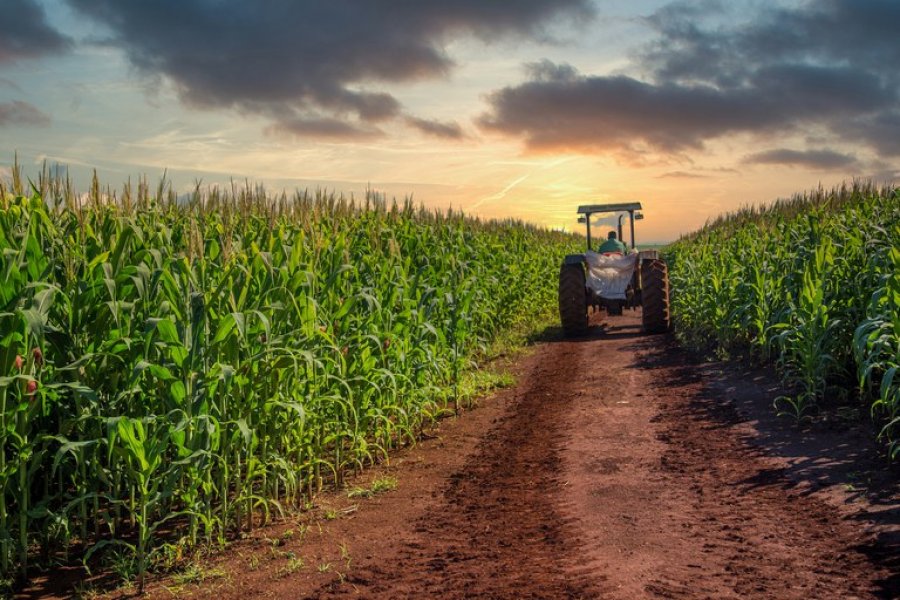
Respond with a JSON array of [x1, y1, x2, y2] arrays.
[[559, 264, 588, 336], [641, 259, 671, 333]]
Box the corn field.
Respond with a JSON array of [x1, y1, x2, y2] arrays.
[[665, 182, 900, 455], [0, 168, 576, 588]]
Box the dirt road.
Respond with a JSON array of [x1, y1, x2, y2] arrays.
[[100, 312, 898, 599]]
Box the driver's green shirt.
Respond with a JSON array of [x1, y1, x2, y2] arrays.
[[597, 238, 627, 253]]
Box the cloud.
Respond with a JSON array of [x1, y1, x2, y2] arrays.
[[837, 111, 900, 156], [480, 0, 900, 161], [641, 0, 900, 88], [479, 63, 789, 155], [656, 171, 708, 179], [0, 0, 72, 64], [265, 116, 384, 141], [744, 148, 859, 170], [0, 101, 51, 127], [67, 0, 592, 140], [405, 117, 465, 140], [0, 78, 23, 92]]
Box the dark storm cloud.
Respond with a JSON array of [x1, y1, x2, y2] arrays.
[[480, 61, 781, 153], [0, 101, 51, 127], [481, 0, 900, 164], [67, 0, 592, 140], [0, 0, 71, 64], [642, 0, 900, 87], [744, 149, 859, 170], [837, 112, 900, 157]]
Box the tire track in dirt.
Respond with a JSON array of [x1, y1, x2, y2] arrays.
[[308, 322, 603, 599], [558, 313, 896, 599]]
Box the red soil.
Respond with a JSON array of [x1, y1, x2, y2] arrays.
[[22, 311, 899, 599]]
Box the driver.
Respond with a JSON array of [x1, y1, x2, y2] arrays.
[[597, 231, 627, 255]]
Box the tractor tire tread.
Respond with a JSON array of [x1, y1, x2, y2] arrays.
[[559, 264, 588, 336], [642, 259, 670, 334]]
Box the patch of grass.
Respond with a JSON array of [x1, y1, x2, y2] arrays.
[[103, 549, 139, 585], [452, 307, 558, 409], [483, 306, 559, 360], [171, 563, 227, 586], [247, 554, 260, 571], [346, 487, 373, 499], [456, 370, 516, 403], [73, 581, 102, 600], [270, 548, 295, 561], [370, 476, 397, 494], [339, 542, 352, 570], [347, 475, 398, 499], [278, 554, 304, 576]]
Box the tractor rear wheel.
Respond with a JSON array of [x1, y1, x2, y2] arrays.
[[559, 264, 588, 336], [641, 259, 670, 333]]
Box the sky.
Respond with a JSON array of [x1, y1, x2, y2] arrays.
[[1, 0, 898, 242]]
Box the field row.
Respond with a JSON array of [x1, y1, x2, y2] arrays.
[[666, 182, 899, 454], [0, 180, 576, 588]]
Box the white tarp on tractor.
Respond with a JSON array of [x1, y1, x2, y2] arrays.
[[585, 251, 638, 300]]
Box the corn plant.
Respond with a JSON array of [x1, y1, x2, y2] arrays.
[[771, 236, 838, 419], [855, 239, 900, 457]]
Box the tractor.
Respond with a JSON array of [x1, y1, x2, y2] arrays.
[[558, 202, 670, 336]]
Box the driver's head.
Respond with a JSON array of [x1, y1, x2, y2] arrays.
[[608, 231, 617, 239]]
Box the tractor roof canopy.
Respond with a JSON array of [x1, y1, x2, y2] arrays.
[[577, 202, 642, 215]]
